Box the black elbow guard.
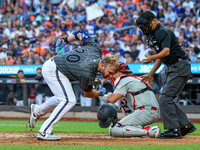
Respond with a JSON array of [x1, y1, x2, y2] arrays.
[[64, 37, 69, 44]]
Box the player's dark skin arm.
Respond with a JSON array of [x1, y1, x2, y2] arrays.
[[142, 47, 170, 64], [83, 90, 103, 98], [140, 47, 169, 83]]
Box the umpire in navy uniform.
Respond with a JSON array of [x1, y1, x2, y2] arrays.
[[136, 11, 196, 139]]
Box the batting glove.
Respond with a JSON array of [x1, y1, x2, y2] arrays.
[[99, 85, 106, 96]]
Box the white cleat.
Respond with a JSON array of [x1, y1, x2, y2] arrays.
[[37, 132, 61, 140], [29, 104, 38, 128], [148, 126, 160, 138]]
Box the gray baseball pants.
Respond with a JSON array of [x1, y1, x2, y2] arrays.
[[159, 59, 191, 129]]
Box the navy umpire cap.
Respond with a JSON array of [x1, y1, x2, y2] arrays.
[[139, 11, 156, 22], [97, 104, 118, 128]]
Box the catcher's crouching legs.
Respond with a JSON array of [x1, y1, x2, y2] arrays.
[[109, 124, 160, 138], [110, 124, 147, 137]]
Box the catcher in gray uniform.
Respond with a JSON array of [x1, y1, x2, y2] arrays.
[[98, 63, 160, 138], [29, 29, 119, 140]]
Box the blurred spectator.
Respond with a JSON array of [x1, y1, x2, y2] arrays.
[[134, 57, 140, 63], [101, 44, 109, 58], [124, 51, 134, 64], [182, 0, 194, 11], [85, 20, 97, 36], [26, 58, 33, 64], [189, 44, 197, 62], [15, 57, 23, 65], [136, 38, 145, 62], [22, 51, 29, 64], [6, 51, 14, 65], [6, 90, 15, 105], [197, 53, 200, 63], [2, 22, 10, 37], [121, 39, 131, 52], [115, 51, 126, 63], [0, 44, 8, 60], [13, 70, 30, 106], [149, 77, 160, 100], [173, 0, 185, 21], [0, 57, 6, 65], [0, 84, 10, 105], [113, 42, 124, 57], [129, 42, 140, 61], [35, 68, 44, 105], [164, 6, 176, 23]]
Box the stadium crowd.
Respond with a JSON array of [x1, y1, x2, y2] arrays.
[[0, 0, 199, 65], [0, 0, 200, 106]]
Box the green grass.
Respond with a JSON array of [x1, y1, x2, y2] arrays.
[[0, 120, 199, 150], [0, 120, 199, 135], [0, 145, 200, 150]]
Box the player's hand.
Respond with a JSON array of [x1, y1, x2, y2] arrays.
[[77, 33, 82, 41], [142, 55, 152, 64], [99, 85, 106, 96], [140, 74, 152, 83]]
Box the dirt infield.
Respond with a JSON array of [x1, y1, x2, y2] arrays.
[[0, 132, 199, 145], [0, 117, 199, 145]]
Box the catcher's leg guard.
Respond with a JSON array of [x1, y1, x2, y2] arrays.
[[110, 125, 148, 137]]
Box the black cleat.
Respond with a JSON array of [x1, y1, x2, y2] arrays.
[[181, 122, 196, 136], [159, 128, 182, 139]]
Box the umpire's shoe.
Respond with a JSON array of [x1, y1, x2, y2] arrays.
[[181, 122, 196, 136], [37, 132, 61, 140], [159, 128, 182, 139], [29, 104, 38, 128]]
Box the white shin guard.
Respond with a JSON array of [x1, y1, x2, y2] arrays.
[[110, 125, 147, 137]]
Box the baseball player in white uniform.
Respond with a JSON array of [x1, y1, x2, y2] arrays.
[[98, 63, 160, 138], [29, 29, 119, 140]]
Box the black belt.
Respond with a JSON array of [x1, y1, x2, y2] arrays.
[[166, 57, 187, 67]]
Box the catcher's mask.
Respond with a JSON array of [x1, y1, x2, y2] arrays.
[[136, 11, 156, 36], [110, 63, 132, 85], [97, 104, 118, 128], [116, 63, 132, 74]]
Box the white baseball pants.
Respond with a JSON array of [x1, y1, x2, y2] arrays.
[[35, 58, 76, 134]]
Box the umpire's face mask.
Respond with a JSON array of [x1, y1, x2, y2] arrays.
[[136, 17, 153, 36]]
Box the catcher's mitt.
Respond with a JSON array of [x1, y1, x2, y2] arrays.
[[93, 78, 101, 91]]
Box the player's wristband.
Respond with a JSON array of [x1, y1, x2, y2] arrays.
[[98, 95, 108, 103], [98, 93, 112, 103]]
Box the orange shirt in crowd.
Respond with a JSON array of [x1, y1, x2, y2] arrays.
[[7, 58, 15, 65], [124, 36, 131, 42], [117, 22, 123, 29], [34, 48, 46, 54], [23, 48, 29, 54]]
